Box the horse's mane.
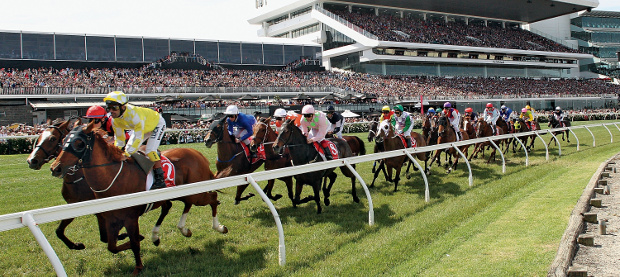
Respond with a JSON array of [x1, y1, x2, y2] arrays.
[[92, 128, 126, 162]]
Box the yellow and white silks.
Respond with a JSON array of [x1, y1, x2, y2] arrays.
[[111, 104, 166, 162]]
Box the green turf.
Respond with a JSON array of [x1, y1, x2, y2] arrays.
[[0, 120, 618, 276]]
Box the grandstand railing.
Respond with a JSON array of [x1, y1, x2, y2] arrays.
[[0, 86, 344, 96], [0, 122, 618, 276], [314, 6, 379, 40], [528, 28, 578, 50]]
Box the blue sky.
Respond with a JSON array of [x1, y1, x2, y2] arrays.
[[0, 0, 618, 42]]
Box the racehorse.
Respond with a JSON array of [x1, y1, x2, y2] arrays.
[[27, 119, 167, 250], [469, 118, 504, 163], [249, 117, 295, 205], [516, 118, 540, 151], [460, 114, 476, 157], [547, 114, 571, 147], [204, 116, 264, 204], [367, 119, 389, 185], [50, 123, 228, 275], [272, 119, 360, 214], [427, 115, 469, 174]]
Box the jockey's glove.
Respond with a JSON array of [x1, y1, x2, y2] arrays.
[[123, 151, 131, 157]]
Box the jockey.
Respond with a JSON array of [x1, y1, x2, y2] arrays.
[[463, 107, 478, 121], [224, 105, 256, 146], [500, 105, 512, 121], [104, 91, 167, 190], [483, 103, 500, 135], [379, 105, 394, 122], [553, 106, 566, 126], [83, 105, 114, 137], [526, 104, 536, 118], [300, 104, 332, 160], [519, 108, 535, 130], [442, 102, 462, 141], [390, 104, 414, 147], [426, 107, 435, 117], [326, 105, 344, 139], [273, 108, 302, 134]]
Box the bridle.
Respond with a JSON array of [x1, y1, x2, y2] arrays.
[[32, 125, 69, 163]]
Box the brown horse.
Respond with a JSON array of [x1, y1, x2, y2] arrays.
[[27, 119, 167, 250], [273, 119, 359, 214], [249, 117, 295, 205], [517, 118, 540, 151], [547, 114, 571, 146], [469, 118, 505, 163], [204, 116, 264, 204], [367, 120, 389, 185], [50, 123, 227, 275], [427, 115, 469, 173]]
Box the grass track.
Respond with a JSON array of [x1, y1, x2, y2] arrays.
[[0, 120, 618, 276]]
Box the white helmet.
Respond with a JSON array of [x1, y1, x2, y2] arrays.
[[555, 106, 561, 111], [501, 105, 507, 110], [224, 105, 239, 115], [274, 108, 287, 118], [301, 105, 315, 115]]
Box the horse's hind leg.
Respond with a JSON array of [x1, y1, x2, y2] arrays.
[[176, 202, 193, 238], [150, 200, 171, 246], [234, 184, 255, 205], [208, 194, 228, 234], [313, 181, 323, 214], [56, 218, 86, 250], [341, 166, 360, 203], [125, 219, 144, 275], [322, 172, 337, 206]]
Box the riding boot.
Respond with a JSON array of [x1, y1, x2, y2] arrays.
[[152, 161, 166, 190], [406, 137, 412, 148]]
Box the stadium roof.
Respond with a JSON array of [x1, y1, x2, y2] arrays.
[[579, 10, 620, 18], [249, 0, 599, 24]]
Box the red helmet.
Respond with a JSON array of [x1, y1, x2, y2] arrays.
[[486, 103, 493, 108], [465, 107, 473, 113], [84, 105, 106, 118]]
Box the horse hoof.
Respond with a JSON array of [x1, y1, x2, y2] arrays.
[[324, 198, 331, 206], [406, 174, 411, 179], [272, 194, 283, 201], [185, 229, 193, 238], [153, 239, 160, 246], [218, 225, 229, 234], [72, 243, 86, 250], [234, 200, 240, 205], [138, 234, 145, 242], [118, 233, 129, 240], [132, 266, 143, 276]]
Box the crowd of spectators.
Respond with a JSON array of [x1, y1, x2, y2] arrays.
[[328, 8, 578, 53], [0, 68, 617, 102]]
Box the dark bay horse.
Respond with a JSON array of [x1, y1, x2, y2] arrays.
[[367, 120, 389, 185], [469, 118, 504, 163], [249, 117, 295, 205], [548, 114, 571, 146], [204, 116, 264, 204], [273, 119, 359, 214], [27, 119, 166, 250], [517, 118, 540, 151], [427, 115, 469, 173], [51, 124, 228, 275]]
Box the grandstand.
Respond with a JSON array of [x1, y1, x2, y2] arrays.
[[249, 0, 597, 78]]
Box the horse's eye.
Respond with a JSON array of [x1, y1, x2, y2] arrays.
[[72, 139, 86, 152], [50, 137, 57, 142]]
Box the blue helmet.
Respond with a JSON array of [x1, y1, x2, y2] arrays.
[[427, 108, 435, 114]]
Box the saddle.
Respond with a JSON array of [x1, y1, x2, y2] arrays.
[[396, 134, 416, 148], [239, 140, 266, 164]]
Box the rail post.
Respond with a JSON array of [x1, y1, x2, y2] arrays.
[[246, 175, 286, 266], [343, 160, 375, 225], [601, 124, 613, 143], [583, 126, 595, 147], [22, 212, 67, 277], [512, 134, 529, 166], [404, 149, 430, 202], [534, 131, 549, 161], [568, 127, 580, 151], [486, 138, 506, 173], [451, 144, 473, 187]]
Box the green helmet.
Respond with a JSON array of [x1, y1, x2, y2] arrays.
[[393, 105, 404, 112]]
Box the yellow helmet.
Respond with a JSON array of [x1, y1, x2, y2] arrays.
[[525, 105, 531, 110], [382, 106, 390, 112], [103, 91, 128, 105]]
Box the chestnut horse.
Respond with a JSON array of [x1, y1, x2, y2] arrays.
[[273, 119, 359, 214], [27, 119, 167, 250], [204, 116, 264, 204], [469, 118, 504, 163], [427, 115, 470, 174], [367, 120, 389, 185], [249, 117, 295, 205], [51, 123, 228, 275]]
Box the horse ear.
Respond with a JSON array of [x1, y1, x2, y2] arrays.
[[84, 120, 96, 133], [72, 118, 82, 129]]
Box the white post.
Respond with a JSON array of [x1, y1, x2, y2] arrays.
[[612, 123, 620, 132], [451, 144, 472, 186], [602, 124, 613, 143], [584, 126, 595, 147], [246, 175, 286, 266], [534, 131, 549, 161], [22, 212, 67, 277], [404, 150, 430, 202], [486, 138, 505, 173], [548, 131, 561, 157], [343, 160, 374, 226], [568, 128, 580, 151], [512, 134, 529, 166]]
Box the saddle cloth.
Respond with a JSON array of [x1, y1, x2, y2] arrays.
[[240, 139, 266, 164], [146, 155, 176, 190], [397, 134, 416, 148], [313, 140, 339, 160]]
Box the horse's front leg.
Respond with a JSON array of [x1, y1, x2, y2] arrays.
[[151, 200, 172, 246], [124, 219, 143, 275], [279, 176, 295, 206], [312, 180, 322, 214], [56, 218, 86, 250], [234, 184, 255, 205], [208, 193, 228, 234], [264, 179, 282, 201], [322, 172, 338, 206]]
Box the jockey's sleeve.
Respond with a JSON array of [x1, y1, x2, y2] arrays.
[[124, 120, 144, 154], [310, 114, 329, 142], [300, 118, 310, 136], [238, 114, 254, 142], [404, 115, 412, 131], [112, 122, 126, 149]]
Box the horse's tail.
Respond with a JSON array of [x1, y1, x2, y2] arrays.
[[215, 166, 234, 179], [355, 136, 366, 156]]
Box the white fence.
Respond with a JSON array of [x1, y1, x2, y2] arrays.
[[1, 122, 619, 276]]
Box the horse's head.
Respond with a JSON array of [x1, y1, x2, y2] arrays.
[[374, 120, 392, 144], [273, 119, 302, 155], [204, 116, 226, 148], [27, 119, 78, 170], [50, 122, 95, 178], [367, 120, 379, 142], [476, 118, 487, 137], [250, 117, 271, 152], [548, 114, 557, 127], [437, 116, 448, 137]]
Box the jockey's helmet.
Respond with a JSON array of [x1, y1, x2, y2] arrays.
[[224, 105, 239, 115], [427, 108, 435, 114], [381, 105, 390, 112], [501, 105, 507, 110], [555, 106, 561, 111], [301, 105, 315, 115], [443, 102, 451, 108], [393, 105, 404, 112], [486, 103, 493, 108], [521, 108, 528, 113], [273, 108, 287, 118], [84, 105, 106, 118], [465, 107, 473, 113], [103, 91, 128, 106], [526, 105, 531, 110]]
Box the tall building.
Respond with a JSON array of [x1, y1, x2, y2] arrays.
[[249, 0, 599, 78], [571, 10, 620, 77]]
